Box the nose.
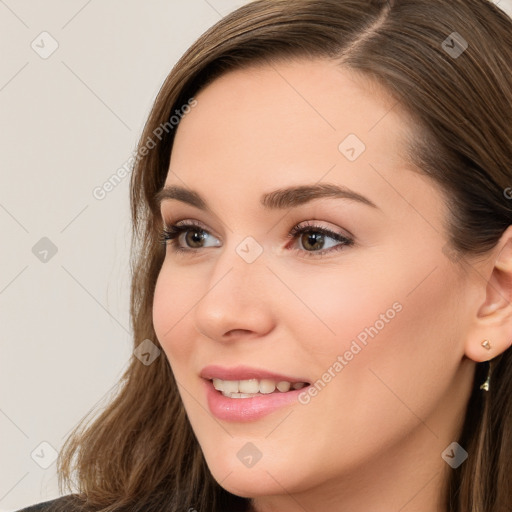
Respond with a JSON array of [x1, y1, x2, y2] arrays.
[[193, 243, 277, 344]]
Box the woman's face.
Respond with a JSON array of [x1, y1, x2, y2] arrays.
[[152, 58, 476, 506]]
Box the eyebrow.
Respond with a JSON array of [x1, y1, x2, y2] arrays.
[[154, 183, 379, 212]]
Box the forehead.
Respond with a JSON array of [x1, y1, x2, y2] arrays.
[[169, 58, 412, 170], [164, 58, 441, 224]]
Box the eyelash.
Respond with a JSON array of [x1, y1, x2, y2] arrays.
[[158, 220, 354, 258]]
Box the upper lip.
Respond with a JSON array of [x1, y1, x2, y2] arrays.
[[200, 365, 310, 384]]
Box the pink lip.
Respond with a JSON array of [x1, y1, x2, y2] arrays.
[[202, 379, 310, 422], [200, 365, 311, 422], [199, 364, 310, 383]]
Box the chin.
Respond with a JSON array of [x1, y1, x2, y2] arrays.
[[210, 465, 289, 498], [200, 442, 309, 499]]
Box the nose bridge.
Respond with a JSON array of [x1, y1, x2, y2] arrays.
[[193, 234, 276, 339], [210, 233, 269, 302]]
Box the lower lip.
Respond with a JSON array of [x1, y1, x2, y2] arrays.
[[203, 379, 309, 422]]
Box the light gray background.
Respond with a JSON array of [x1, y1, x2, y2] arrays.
[[1, 1, 511, 510]]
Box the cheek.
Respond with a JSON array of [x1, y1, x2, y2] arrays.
[[298, 244, 456, 381], [152, 264, 198, 371], [272, 260, 402, 366], [312, 256, 462, 426], [273, 260, 463, 478]]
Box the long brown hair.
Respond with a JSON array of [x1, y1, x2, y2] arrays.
[[57, 1, 512, 510]]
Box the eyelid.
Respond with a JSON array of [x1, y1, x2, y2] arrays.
[[291, 219, 354, 240], [162, 216, 350, 239], [163, 218, 221, 238]]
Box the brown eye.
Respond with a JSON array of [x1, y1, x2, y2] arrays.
[[300, 231, 326, 251], [159, 221, 220, 254], [287, 222, 355, 258], [184, 229, 208, 248]]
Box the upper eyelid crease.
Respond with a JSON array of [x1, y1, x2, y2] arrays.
[[154, 183, 380, 213]]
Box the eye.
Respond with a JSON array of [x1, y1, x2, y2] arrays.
[[286, 221, 354, 258], [158, 220, 354, 258], [158, 220, 220, 255]]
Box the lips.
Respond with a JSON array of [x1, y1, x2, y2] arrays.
[[199, 364, 310, 384], [203, 378, 310, 421]]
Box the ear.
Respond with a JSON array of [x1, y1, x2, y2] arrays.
[[465, 225, 512, 363]]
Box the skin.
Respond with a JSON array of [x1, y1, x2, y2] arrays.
[[152, 58, 512, 512]]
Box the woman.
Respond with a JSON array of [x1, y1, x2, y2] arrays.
[[17, 0, 512, 510]]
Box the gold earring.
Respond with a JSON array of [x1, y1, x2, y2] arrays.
[[479, 340, 492, 391], [480, 361, 492, 391]]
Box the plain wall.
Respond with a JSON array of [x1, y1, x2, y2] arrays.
[[1, 0, 511, 510]]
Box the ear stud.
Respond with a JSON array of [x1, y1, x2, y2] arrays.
[[481, 339, 491, 351]]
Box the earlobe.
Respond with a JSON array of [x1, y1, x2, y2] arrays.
[[465, 338, 497, 363], [464, 226, 512, 363]]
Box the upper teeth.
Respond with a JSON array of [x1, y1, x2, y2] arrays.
[[212, 378, 307, 395]]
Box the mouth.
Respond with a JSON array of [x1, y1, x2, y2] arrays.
[[202, 375, 312, 421], [209, 377, 311, 398]]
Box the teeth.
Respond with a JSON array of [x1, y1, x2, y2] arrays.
[[276, 381, 291, 392], [259, 379, 276, 394], [239, 379, 259, 394], [212, 377, 308, 397]]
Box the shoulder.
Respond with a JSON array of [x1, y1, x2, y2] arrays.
[[14, 495, 81, 512]]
